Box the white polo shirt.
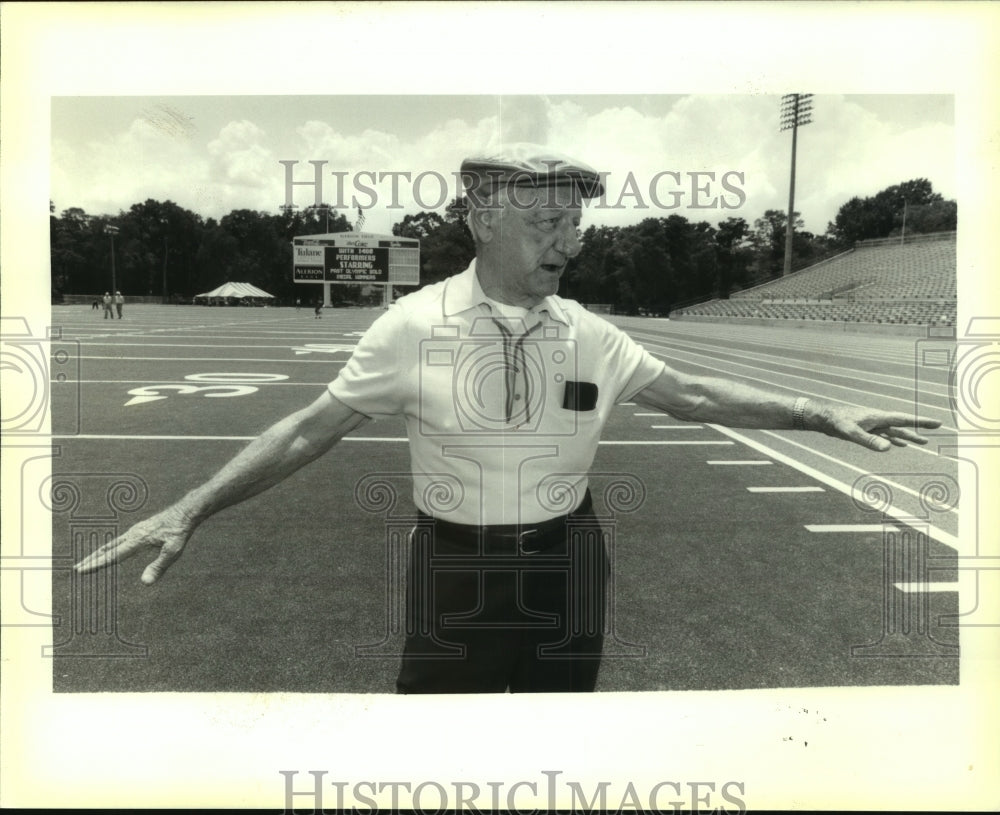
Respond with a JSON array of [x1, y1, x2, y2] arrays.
[[329, 260, 665, 525]]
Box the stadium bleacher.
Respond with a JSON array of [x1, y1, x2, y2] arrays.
[[673, 231, 956, 327]]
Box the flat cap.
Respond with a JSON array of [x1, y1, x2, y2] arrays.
[[460, 143, 604, 201]]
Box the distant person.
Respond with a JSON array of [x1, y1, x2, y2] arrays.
[[314, 300, 323, 319], [114, 291, 124, 319], [91, 298, 100, 310], [296, 298, 302, 311], [102, 292, 113, 319]]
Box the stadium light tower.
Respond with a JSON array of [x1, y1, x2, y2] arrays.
[[104, 225, 119, 294], [780, 93, 813, 276]]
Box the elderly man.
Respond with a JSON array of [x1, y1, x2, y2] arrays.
[[76, 145, 940, 693]]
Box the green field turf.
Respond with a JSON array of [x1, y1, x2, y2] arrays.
[[46, 304, 960, 692]]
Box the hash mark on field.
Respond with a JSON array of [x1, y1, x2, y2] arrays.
[[747, 486, 825, 493], [601, 440, 734, 446], [707, 460, 773, 465], [805, 523, 959, 551], [893, 582, 959, 593], [806, 524, 906, 533]]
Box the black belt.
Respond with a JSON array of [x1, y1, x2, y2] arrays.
[[416, 490, 595, 555]]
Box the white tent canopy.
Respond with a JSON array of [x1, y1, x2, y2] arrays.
[[195, 282, 275, 299]]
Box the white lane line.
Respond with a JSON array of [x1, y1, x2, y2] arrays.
[[710, 424, 959, 552], [747, 486, 825, 493], [760, 429, 958, 501], [625, 325, 928, 369], [633, 331, 946, 396], [647, 349, 955, 440], [650, 425, 703, 430], [707, 460, 773, 465]]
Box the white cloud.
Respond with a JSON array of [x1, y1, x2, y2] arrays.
[[295, 121, 402, 167], [499, 96, 552, 145], [207, 120, 274, 188], [51, 116, 208, 217]]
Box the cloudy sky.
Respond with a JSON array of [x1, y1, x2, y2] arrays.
[[51, 93, 954, 236]]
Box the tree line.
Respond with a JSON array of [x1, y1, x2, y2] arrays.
[[50, 178, 954, 313]]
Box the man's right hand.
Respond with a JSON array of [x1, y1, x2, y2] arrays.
[[74, 505, 196, 585]]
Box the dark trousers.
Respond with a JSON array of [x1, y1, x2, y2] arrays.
[[396, 493, 608, 693]]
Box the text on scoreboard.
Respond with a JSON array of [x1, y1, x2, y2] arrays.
[[293, 233, 419, 284], [326, 246, 386, 282]]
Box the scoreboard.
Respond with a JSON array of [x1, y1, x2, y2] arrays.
[[292, 232, 420, 285]]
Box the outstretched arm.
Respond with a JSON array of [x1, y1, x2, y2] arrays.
[[74, 391, 368, 584], [633, 366, 940, 451]]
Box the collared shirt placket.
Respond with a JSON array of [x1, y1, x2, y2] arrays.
[[491, 317, 542, 428]]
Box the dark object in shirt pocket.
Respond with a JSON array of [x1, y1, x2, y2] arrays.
[[562, 380, 598, 411]]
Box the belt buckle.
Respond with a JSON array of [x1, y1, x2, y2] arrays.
[[517, 528, 541, 555]]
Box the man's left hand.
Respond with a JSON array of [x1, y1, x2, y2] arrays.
[[813, 403, 942, 452]]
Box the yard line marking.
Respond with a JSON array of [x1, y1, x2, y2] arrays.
[[58, 331, 363, 341], [66, 356, 348, 364], [710, 424, 959, 552], [50, 435, 407, 442], [893, 583, 959, 593], [51, 341, 357, 350], [650, 425, 703, 430], [633, 412, 667, 416], [49, 434, 734, 446], [57, 380, 325, 386], [707, 460, 773, 465], [747, 486, 825, 493]]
